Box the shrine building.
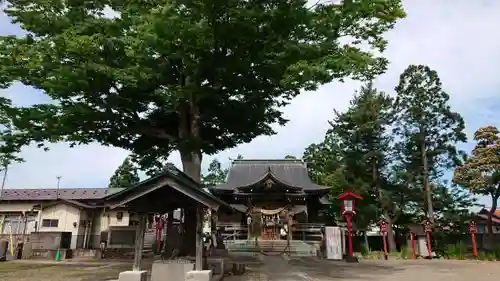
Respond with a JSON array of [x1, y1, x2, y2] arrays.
[[209, 159, 331, 243]]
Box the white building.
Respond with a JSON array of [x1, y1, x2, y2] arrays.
[[0, 188, 138, 249]]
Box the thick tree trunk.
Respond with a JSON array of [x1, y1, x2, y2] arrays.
[[420, 129, 434, 222], [372, 163, 397, 252], [178, 150, 202, 257], [384, 212, 397, 252], [163, 211, 178, 258], [175, 92, 203, 257], [487, 195, 498, 237], [210, 210, 217, 232]]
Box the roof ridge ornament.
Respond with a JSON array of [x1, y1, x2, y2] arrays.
[[264, 178, 274, 188]]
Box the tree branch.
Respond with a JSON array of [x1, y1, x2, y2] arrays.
[[140, 128, 176, 142]]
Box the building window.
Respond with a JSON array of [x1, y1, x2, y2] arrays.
[[42, 219, 59, 228]]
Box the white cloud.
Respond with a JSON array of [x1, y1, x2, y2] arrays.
[[1, 0, 500, 208], [213, 0, 500, 163]]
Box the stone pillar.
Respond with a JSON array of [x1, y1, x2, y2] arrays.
[[195, 207, 203, 271]]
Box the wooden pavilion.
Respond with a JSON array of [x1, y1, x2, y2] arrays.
[[104, 163, 237, 272]]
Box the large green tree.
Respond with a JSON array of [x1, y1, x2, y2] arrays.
[[393, 65, 467, 222], [0, 98, 22, 166], [108, 157, 141, 188], [454, 126, 500, 235], [303, 132, 345, 223], [0, 0, 404, 256], [326, 82, 401, 250]]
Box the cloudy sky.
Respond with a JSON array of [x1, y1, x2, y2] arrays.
[[0, 1, 499, 207]]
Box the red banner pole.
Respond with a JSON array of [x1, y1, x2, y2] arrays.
[[426, 231, 432, 259], [346, 215, 354, 258], [155, 227, 161, 252], [471, 232, 478, 258], [382, 232, 388, 260], [410, 232, 416, 259]]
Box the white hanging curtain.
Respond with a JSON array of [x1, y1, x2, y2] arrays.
[[259, 207, 287, 216]]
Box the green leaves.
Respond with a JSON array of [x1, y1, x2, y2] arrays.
[[201, 158, 228, 186], [393, 64, 468, 220], [0, 0, 404, 172], [108, 157, 141, 188], [304, 83, 394, 225], [304, 64, 473, 228], [454, 126, 500, 196]]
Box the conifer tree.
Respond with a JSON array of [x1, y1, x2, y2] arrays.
[[393, 65, 467, 222], [108, 157, 140, 188], [328, 83, 399, 250]]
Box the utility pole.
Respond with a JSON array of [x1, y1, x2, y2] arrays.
[[0, 164, 7, 198], [56, 176, 62, 200]]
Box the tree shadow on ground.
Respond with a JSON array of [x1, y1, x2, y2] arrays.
[[288, 257, 406, 280]]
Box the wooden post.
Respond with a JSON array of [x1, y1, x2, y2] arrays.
[[287, 213, 292, 255], [133, 213, 147, 271], [195, 207, 204, 271]]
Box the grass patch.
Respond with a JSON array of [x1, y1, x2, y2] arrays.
[[0, 262, 134, 281], [0, 262, 54, 274]]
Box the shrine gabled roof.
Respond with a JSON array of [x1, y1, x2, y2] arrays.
[[213, 159, 330, 192]]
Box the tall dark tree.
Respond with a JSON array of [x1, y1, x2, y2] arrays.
[[393, 65, 467, 222], [201, 158, 228, 186], [303, 134, 346, 223], [303, 133, 345, 188], [431, 180, 476, 229], [327, 83, 400, 250], [454, 126, 500, 235], [108, 157, 140, 188], [0, 0, 405, 256]]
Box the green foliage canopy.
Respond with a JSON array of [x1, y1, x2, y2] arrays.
[[108, 157, 140, 188], [454, 126, 500, 234], [0, 0, 405, 179], [201, 158, 228, 186], [393, 64, 467, 221]]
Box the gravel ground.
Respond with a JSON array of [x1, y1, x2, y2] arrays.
[[225, 256, 500, 281], [2, 257, 500, 281], [0, 260, 137, 281]]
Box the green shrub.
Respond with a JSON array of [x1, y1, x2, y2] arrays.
[[491, 245, 500, 260], [446, 242, 466, 260], [400, 246, 411, 259], [360, 244, 370, 257], [486, 252, 496, 261], [477, 251, 487, 261]]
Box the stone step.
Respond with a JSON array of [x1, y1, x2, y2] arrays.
[[224, 240, 318, 256]]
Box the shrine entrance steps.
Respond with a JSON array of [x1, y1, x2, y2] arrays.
[[224, 239, 319, 257]]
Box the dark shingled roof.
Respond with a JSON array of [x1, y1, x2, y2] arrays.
[[214, 159, 330, 192], [105, 163, 236, 212], [0, 188, 125, 201]]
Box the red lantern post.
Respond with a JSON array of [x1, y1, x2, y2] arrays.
[[422, 219, 433, 259], [336, 192, 362, 263], [378, 219, 388, 260], [469, 220, 478, 258]]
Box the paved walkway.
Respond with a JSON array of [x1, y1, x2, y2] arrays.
[[225, 256, 500, 281]]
